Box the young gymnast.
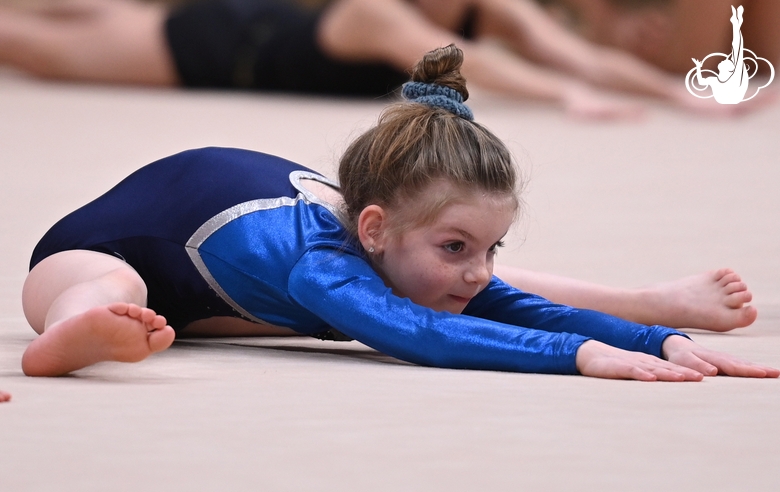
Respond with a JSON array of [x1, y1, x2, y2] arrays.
[[20, 45, 778, 381]]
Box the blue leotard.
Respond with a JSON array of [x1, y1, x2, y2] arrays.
[[31, 147, 685, 375]]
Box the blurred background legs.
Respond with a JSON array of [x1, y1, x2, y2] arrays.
[[543, 0, 779, 72], [0, 0, 177, 84]]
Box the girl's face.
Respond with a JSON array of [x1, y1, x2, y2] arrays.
[[372, 186, 516, 314]]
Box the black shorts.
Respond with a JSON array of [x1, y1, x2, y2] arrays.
[[164, 0, 408, 96]]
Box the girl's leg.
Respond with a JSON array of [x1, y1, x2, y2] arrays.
[[557, 0, 735, 73], [0, 0, 177, 85], [576, 0, 779, 73], [493, 264, 756, 331], [21, 250, 175, 377]]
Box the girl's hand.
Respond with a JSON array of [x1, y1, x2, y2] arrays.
[[662, 335, 780, 378], [575, 340, 704, 381]]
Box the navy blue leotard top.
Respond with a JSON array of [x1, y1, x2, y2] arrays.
[[31, 147, 685, 375]]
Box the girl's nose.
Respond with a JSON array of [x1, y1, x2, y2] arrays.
[[464, 259, 491, 286]]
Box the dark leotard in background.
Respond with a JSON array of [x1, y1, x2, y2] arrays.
[[164, 0, 480, 96], [165, 0, 408, 96]]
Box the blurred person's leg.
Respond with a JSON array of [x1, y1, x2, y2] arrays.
[[553, 0, 778, 73], [320, 0, 650, 118], [741, 0, 780, 67], [0, 0, 408, 94], [0, 0, 177, 84]]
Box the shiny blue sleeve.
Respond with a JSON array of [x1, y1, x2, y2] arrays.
[[288, 249, 593, 374], [463, 277, 687, 359]]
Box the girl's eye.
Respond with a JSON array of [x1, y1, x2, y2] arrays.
[[443, 242, 464, 253], [489, 240, 505, 253]]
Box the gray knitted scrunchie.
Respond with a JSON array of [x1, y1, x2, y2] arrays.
[[402, 81, 474, 121]]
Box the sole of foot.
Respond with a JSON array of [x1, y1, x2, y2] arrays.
[[22, 302, 175, 377]]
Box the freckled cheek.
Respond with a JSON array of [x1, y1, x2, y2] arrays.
[[401, 264, 433, 297], [420, 264, 458, 295]]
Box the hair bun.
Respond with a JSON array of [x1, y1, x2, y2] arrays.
[[404, 44, 473, 120], [409, 44, 469, 101]]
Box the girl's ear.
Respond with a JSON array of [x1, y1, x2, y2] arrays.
[[357, 205, 388, 253]]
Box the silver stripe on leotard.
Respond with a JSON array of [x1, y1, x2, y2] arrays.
[[288, 170, 341, 216], [185, 170, 341, 325]]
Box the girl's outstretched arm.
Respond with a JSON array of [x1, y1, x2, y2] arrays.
[[289, 250, 588, 374], [288, 250, 692, 378]]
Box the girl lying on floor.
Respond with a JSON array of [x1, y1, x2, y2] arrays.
[[20, 45, 777, 381]]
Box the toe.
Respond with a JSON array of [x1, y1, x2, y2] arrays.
[[139, 307, 156, 324], [724, 281, 748, 295], [721, 305, 757, 328], [718, 272, 740, 286], [738, 306, 758, 327], [107, 302, 130, 316], [128, 303, 144, 318], [150, 315, 168, 329], [725, 290, 752, 307], [712, 268, 734, 281], [148, 326, 175, 353]]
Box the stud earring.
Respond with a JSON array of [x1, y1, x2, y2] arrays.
[[368, 246, 375, 253]]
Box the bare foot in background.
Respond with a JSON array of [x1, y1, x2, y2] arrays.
[[635, 268, 757, 331]]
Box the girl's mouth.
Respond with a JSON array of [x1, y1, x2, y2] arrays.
[[449, 294, 472, 304]]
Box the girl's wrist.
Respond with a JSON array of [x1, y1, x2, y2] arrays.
[[661, 334, 694, 360]]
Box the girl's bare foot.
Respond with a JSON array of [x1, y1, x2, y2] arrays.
[[21, 303, 175, 377], [638, 269, 757, 332], [0, 390, 10, 402]]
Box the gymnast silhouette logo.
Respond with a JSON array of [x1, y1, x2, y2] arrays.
[[685, 5, 774, 104]]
